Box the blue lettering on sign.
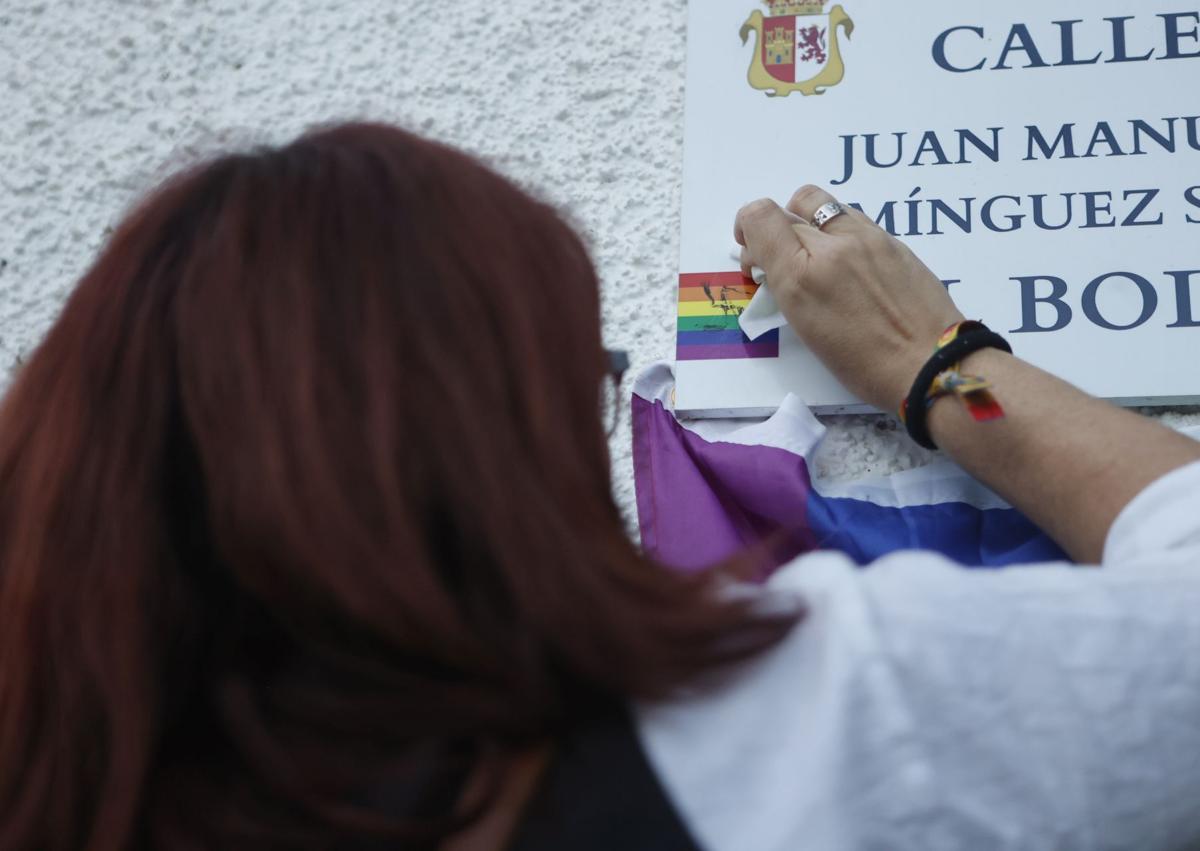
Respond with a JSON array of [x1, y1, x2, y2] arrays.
[[1081, 191, 1116, 229], [1025, 124, 1078, 160], [932, 13, 1200, 72], [1107, 16, 1156, 63], [932, 26, 986, 73], [1081, 272, 1158, 330], [1166, 271, 1200, 327], [834, 129, 1003, 185], [1012, 272, 1200, 331], [1054, 19, 1103, 66], [994, 24, 1050, 70], [1161, 12, 1200, 59], [980, 196, 1024, 233], [1029, 194, 1074, 230], [1186, 186, 1200, 223], [1011, 276, 1072, 332], [1082, 122, 1126, 158], [847, 186, 1172, 237], [1121, 190, 1164, 226]]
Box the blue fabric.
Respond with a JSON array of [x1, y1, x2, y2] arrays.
[[806, 495, 1068, 567], [632, 366, 1071, 574]]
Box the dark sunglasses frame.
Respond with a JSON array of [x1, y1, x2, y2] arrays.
[[603, 348, 630, 437]]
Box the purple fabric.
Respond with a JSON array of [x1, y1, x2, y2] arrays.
[[631, 387, 1068, 573], [632, 394, 815, 572]]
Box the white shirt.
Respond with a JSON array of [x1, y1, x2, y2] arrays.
[[637, 461, 1200, 851]]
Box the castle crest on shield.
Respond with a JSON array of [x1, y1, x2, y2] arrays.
[[740, 1, 854, 97]]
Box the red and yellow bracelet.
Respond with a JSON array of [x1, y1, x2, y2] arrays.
[[899, 320, 1012, 450]]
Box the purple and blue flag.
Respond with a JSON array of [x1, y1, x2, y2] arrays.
[[631, 364, 1068, 574]]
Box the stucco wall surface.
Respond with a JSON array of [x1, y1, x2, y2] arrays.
[[2, 1, 1196, 527]]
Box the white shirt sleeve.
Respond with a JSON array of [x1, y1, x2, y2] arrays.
[[637, 460, 1200, 851]]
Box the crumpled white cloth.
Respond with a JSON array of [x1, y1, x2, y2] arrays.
[[638, 459, 1200, 851], [730, 246, 788, 341]]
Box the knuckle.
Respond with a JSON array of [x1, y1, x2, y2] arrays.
[[740, 198, 778, 220], [789, 184, 824, 209]]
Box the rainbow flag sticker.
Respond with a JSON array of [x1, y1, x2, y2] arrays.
[[676, 272, 780, 361]]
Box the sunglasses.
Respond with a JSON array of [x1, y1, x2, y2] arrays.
[[602, 348, 630, 437]]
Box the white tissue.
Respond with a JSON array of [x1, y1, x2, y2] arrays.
[[730, 246, 789, 341]]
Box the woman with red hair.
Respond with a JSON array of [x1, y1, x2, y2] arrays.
[[1, 123, 1199, 850]]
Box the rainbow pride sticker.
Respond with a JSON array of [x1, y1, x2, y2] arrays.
[[676, 272, 780, 361]]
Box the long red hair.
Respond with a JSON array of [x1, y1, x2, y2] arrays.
[[0, 123, 795, 849]]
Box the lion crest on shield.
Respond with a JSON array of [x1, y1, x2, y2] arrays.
[[740, 1, 855, 97]]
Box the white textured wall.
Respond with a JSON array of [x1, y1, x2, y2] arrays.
[[2, 0, 693, 518], [3, 1, 1195, 524]]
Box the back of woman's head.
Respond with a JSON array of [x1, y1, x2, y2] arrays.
[[0, 123, 792, 849]]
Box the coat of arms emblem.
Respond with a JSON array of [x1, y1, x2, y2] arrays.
[[740, 1, 854, 97]]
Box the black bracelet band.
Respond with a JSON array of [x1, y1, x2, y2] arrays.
[[903, 325, 1013, 451]]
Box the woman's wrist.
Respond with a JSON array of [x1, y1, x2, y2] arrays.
[[924, 347, 1015, 445], [883, 317, 967, 407], [893, 322, 1013, 449]]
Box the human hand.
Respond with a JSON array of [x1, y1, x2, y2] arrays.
[[735, 185, 964, 412]]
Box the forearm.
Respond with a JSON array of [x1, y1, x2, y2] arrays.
[[927, 349, 1200, 564], [733, 191, 1200, 562]]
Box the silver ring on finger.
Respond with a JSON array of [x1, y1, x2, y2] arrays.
[[812, 202, 847, 230]]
